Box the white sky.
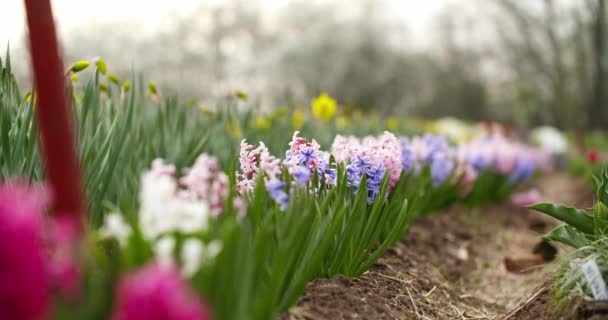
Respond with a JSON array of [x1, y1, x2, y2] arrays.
[[0, 0, 455, 49]]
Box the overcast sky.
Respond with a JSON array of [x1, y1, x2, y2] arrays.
[[1, 0, 456, 50]]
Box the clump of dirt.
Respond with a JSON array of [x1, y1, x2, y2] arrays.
[[284, 173, 594, 320]]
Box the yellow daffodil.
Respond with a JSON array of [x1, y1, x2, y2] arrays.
[[256, 116, 271, 129], [311, 93, 337, 122], [24, 92, 37, 106], [335, 115, 350, 129], [225, 122, 242, 139], [424, 121, 438, 134], [369, 113, 381, 128], [276, 106, 289, 117], [292, 110, 305, 129], [386, 117, 399, 131]]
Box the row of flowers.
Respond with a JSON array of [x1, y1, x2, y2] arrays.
[[234, 130, 552, 210], [2, 129, 552, 320]]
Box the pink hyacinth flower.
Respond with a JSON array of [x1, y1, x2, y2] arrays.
[[511, 189, 542, 207], [111, 264, 212, 320], [367, 132, 403, 190], [0, 182, 51, 320], [330, 135, 361, 164]]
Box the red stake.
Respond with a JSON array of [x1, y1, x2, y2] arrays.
[[23, 0, 86, 228]]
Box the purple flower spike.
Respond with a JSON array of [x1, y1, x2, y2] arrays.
[[508, 155, 536, 185], [430, 157, 454, 186], [267, 179, 289, 210], [292, 166, 311, 187], [298, 146, 316, 166]]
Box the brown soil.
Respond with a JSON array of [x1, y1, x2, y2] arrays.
[[284, 173, 595, 320]]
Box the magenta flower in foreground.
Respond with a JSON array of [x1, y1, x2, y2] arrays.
[[0, 182, 50, 320], [112, 264, 211, 320], [49, 215, 82, 301]]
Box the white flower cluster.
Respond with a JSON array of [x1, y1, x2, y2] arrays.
[[531, 126, 567, 154], [156, 236, 223, 277], [139, 170, 209, 238], [100, 158, 224, 278]]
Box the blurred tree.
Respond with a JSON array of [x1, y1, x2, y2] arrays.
[[590, 0, 606, 128], [486, 0, 606, 129], [7, 0, 606, 128]]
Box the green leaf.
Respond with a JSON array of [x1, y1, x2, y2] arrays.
[[528, 203, 595, 234], [596, 166, 608, 207], [544, 225, 589, 249]]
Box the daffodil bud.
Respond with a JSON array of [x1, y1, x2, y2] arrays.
[[122, 80, 131, 92], [108, 73, 120, 85], [147, 82, 158, 95], [96, 59, 107, 75], [70, 60, 90, 73], [235, 90, 248, 101]]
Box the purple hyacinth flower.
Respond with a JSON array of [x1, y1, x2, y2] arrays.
[[267, 179, 289, 210], [346, 164, 362, 190], [316, 159, 337, 185], [508, 155, 536, 185], [468, 151, 489, 171], [430, 156, 454, 186], [292, 166, 311, 186], [298, 146, 316, 166], [423, 134, 449, 162], [401, 146, 415, 172], [365, 162, 386, 204], [351, 154, 372, 172]]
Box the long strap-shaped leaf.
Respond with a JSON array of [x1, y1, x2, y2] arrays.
[[528, 203, 595, 234], [544, 224, 589, 249]]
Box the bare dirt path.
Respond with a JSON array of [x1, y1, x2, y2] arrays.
[[285, 173, 593, 320]]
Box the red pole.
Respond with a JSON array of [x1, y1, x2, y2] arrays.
[[23, 0, 86, 228]]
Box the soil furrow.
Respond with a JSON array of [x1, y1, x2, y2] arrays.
[[286, 173, 593, 320]]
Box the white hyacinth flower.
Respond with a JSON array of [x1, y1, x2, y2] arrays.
[[181, 238, 204, 277], [171, 199, 209, 234], [205, 240, 223, 260], [531, 126, 567, 154], [139, 170, 210, 239], [180, 239, 223, 278], [155, 236, 176, 268], [100, 213, 132, 246]]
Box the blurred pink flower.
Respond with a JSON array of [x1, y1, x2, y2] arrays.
[[181, 154, 230, 216], [523, 147, 554, 174], [236, 140, 282, 192], [453, 155, 478, 197], [111, 264, 211, 320], [330, 135, 361, 164], [493, 139, 517, 174], [49, 215, 82, 301], [0, 182, 51, 320], [151, 158, 177, 177], [510, 189, 542, 207]]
